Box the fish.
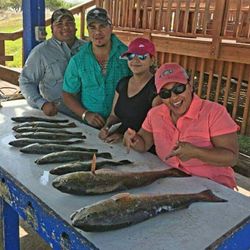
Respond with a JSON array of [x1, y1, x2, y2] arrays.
[[35, 151, 112, 164], [71, 189, 227, 232], [20, 143, 98, 154], [9, 139, 84, 148], [50, 160, 133, 175], [15, 132, 86, 140], [12, 121, 77, 131], [52, 168, 190, 195], [11, 116, 69, 123], [14, 127, 82, 135]]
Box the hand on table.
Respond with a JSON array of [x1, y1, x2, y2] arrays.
[[85, 112, 105, 129], [42, 102, 58, 116]]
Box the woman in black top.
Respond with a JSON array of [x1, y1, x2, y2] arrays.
[[99, 37, 160, 143]]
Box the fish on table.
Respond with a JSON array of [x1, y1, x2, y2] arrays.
[[52, 168, 190, 195], [14, 127, 83, 134], [71, 190, 227, 232], [15, 132, 86, 140], [35, 151, 112, 164], [12, 121, 77, 131], [11, 116, 69, 123], [50, 160, 133, 175], [9, 139, 84, 148], [20, 143, 98, 154]]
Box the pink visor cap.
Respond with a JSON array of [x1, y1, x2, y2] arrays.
[[121, 37, 155, 58], [155, 63, 189, 93]]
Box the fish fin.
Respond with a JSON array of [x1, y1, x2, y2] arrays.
[[111, 193, 131, 201], [163, 168, 191, 177], [198, 189, 227, 202], [91, 153, 96, 174], [118, 160, 133, 165]]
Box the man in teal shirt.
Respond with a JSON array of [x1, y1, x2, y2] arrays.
[[63, 7, 131, 128]]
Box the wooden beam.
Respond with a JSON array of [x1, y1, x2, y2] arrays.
[[0, 65, 20, 86]]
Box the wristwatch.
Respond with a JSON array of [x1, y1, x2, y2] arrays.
[[81, 110, 88, 121]]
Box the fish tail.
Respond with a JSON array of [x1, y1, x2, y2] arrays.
[[198, 189, 227, 203], [68, 122, 77, 128]]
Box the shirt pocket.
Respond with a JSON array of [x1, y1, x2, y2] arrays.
[[45, 58, 68, 86]]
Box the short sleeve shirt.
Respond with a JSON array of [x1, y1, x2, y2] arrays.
[[63, 34, 131, 119], [142, 94, 239, 188], [114, 76, 156, 133]]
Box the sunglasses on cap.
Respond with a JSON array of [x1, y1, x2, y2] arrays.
[[159, 83, 186, 99], [127, 53, 149, 61]]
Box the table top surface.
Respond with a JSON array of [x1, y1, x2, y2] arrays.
[[1, 100, 250, 250]]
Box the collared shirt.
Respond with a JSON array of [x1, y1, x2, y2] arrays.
[[63, 34, 131, 119], [19, 37, 85, 111], [142, 94, 239, 189]]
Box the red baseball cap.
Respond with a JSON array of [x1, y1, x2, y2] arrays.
[[121, 37, 155, 58], [155, 63, 189, 93]]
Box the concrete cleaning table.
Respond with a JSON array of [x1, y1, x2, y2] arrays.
[[0, 100, 250, 250]]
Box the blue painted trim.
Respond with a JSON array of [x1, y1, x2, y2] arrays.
[[0, 168, 98, 250], [22, 0, 45, 62], [206, 216, 250, 250], [1, 199, 20, 250], [217, 217, 250, 250]]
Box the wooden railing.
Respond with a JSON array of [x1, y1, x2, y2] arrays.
[[0, 0, 250, 135]]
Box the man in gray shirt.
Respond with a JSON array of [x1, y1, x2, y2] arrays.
[[19, 8, 85, 117]]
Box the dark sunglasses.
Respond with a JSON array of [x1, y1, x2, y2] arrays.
[[159, 83, 186, 99], [87, 11, 108, 21], [127, 53, 149, 61]]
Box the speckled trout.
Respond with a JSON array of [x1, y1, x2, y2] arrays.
[[11, 116, 69, 123], [9, 139, 84, 148], [15, 132, 86, 140], [50, 160, 133, 175], [14, 127, 82, 134], [12, 121, 77, 131], [52, 168, 190, 195], [20, 143, 98, 154], [71, 190, 227, 232], [35, 151, 112, 164]]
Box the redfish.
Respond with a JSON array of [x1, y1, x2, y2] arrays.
[[71, 190, 226, 232], [52, 168, 189, 195]]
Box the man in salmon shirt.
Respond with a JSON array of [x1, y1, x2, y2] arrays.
[[123, 63, 239, 189]]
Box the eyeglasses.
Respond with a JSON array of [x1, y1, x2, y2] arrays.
[[159, 83, 186, 99], [127, 53, 149, 61], [88, 11, 108, 20]]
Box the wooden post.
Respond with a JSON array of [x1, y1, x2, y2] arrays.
[[210, 0, 227, 59], [0, 40, 5, 66]]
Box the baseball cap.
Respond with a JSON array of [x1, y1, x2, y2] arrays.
[[87, 7, 112, 26], [121, 37, 155, 58], [51, 8, 75, 24], [155, 63, 189, 93]]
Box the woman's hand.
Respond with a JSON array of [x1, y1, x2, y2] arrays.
[[104, 133, 122, 143], [169, 141, 196, 161], [99, 127, 109, 140]]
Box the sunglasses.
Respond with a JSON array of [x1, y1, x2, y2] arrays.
[[127, 53, 149, 61], [159, 83, 186, 99]]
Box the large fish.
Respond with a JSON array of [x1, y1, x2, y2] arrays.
[[50, 160, 133, 175], [9, 139, 84, 148], [15, 132, 86, 140], [52, 168, 190, 195], [20, 143, 98, 154], [35, 151, 112, 164], [12, 121, 77, 131], [14, 127, 82, 135], [71, 190, 227, 232], [11, 116, 69, 123]]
